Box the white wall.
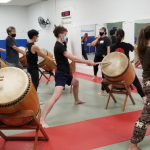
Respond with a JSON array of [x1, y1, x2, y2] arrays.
[[25, 0, 150, 78], [0, 6, 28, 40], [54, 0, 149, 78], [27, 0, 57, 54]]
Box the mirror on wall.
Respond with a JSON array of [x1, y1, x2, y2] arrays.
[[80, 22, 122, 61], [134, 19, 150, 68], [81, 24, 96, 60], [106, 22, 122, 42]]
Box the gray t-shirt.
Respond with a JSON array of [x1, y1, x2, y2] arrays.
[[5, 36, 19, 63]]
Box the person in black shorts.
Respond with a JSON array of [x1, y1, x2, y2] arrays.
[[81, 34, 88, 60], [110, 27, 117, 44], [110, 29, 146, 104], [26, 30, 54, 104], [92, 27, 111, 96], [40, 26, 95, 128]]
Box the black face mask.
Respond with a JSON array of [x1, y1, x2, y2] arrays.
[[100, 32, 104, 36], [11, 34, 16, 37]]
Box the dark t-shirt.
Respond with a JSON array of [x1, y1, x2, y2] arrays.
[[95, 36, 111, 55], [54, 41, 70, 74], [141, 47, 150, 78], [110, 42, 134, 59], [111, 36, 116, 44], [5, 36, 19, 63], [25, 42, 38, 69]]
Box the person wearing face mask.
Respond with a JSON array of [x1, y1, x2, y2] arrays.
[[91, 27, 111, 96], [63, 36, 68, 49], [25, 29, 54, 93], [5, 26, 26, 69], [40, 26, 95, 128], [110, 27, 117, 44]]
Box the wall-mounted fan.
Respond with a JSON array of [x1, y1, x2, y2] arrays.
[[38, 17, 51, 30]]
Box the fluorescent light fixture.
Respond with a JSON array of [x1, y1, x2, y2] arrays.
[[0, 0, 11, 3]]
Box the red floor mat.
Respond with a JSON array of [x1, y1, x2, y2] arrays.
[[90, 110, 150, 140], [1, 110, 149, 150]]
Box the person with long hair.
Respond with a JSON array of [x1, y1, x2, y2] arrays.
[[128, 25, 150, 150], [109, 29, 146, 104], [92, 27, 111, 96]]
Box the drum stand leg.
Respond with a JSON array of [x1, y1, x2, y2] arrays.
[[38, 69, 51, 85], [103, 79, 135, 112], [0, 109, 49, 150], [46, 75, 51, 85]]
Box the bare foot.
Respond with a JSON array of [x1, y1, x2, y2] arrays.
[[142, 96, 147, 104], [92, 76, 96, 80], [98, 90, 104, 96], [128, 143, 140, 150], [40, 102, 45, 105], [75, 100, 86, 105], [40, 119, 50, 128]]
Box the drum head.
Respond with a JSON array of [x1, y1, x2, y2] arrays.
[[101, 52, 128, 77], [19, 47, 26, 58], [0, 67, 29, 105], [53, 49, 72, 65], [38, 49, 47, 64]]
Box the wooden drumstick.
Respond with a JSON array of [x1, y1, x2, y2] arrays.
[[0, 79, 3, 81], [0, 76, 4, 78], [95, 62, 111, 65]]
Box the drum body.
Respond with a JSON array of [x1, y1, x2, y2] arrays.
[[19, 47, 27, 67], [0, 67, 39, 126], [53, 50, 75, 74], [38, 49, 56, 71], [0, 58, 7, 69], [101, 52, 135, 88]]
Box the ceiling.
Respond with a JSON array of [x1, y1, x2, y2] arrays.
[[0, 0, 44, 6]]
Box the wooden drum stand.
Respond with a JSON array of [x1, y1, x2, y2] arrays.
[[0, 76, 49, 150], [103, 78, 135, 112]]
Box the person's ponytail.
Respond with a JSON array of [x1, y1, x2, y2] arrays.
[[116, 29, 124, 44]]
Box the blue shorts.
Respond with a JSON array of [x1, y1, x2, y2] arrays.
[[55, 71, 73, 87]]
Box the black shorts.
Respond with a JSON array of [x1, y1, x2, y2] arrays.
[[55, 71, 73, 87]]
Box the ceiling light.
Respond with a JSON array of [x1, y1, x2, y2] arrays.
[[0, 0, 11, 3]]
